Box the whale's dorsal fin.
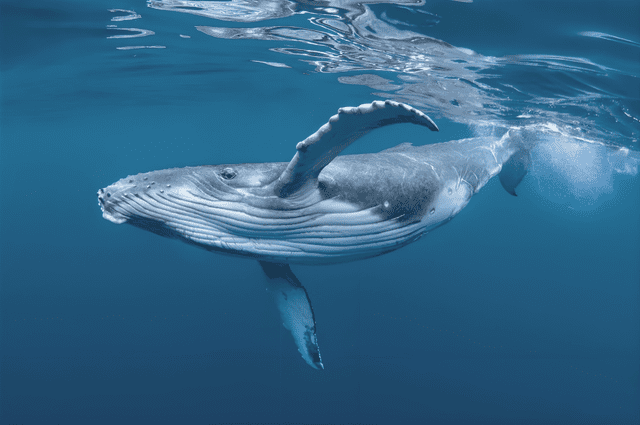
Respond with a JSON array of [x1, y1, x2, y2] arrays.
[[269, 100, 438, 197]]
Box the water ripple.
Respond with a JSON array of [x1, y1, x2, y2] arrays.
[[250, 60, 291, 68], [579, 31, 640, 48], [109, 9, 142, 22], [116, 46, 167, 50], [148, 0, 640, 148], [107, 27, 156, 39], [147, 0, 295, 23]]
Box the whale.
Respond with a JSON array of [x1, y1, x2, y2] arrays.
[[98, 100, 529, 369]]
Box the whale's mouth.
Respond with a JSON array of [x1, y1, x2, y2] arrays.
[[97, 182, 140, 225], [98, 189, 124, 224]]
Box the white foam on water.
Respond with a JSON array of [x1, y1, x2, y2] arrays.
[[519, 125, 638, 211]]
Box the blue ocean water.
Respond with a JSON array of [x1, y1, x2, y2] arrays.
[[1, 0, 639, 424]]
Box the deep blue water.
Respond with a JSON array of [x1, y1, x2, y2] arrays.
[[1, 1, 639, 424]]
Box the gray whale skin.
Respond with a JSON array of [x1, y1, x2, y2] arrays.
[[98, 100, 528, 369]]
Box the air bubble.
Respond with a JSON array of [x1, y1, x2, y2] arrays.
[[430, 208, 435, 215], [143, 177, 148, 181], [383, 201, 390, 208], [129, 179, 133, 183], [166, 184, 171, 187], [147, 185, 151, 189], [447, 188, 452, 195]]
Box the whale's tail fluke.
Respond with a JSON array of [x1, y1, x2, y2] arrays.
[[499, 145, 531, 196], [494, 128, 535, 197]]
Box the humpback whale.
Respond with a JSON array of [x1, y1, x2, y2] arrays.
[[98, 100, 529, 369]]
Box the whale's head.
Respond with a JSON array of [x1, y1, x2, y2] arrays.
[[97, 162, 354, 261], [100, 166, 214, 225], [98, 163, 287, 224]]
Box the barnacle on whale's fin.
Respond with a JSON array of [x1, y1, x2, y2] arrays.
[[270, 100, 438, 197], [260, 261, 324, 370]]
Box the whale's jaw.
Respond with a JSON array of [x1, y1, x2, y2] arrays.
[[100, 207, 128, 225], [97, 185, 134, 224]]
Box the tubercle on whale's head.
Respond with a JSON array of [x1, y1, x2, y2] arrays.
[[97, 183, 134, 224]]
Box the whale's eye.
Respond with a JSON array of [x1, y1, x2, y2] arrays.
[[220, 167, 237, 180]]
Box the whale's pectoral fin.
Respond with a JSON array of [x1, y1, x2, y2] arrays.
[[499, 147, 531, 196], [269, 100, 438, 197], [259, 261, 324, 370]]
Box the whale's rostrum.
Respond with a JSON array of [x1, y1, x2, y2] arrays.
[[98, 100, 528, 369]]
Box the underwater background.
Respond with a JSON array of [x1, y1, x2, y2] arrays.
[[1, 0, 639, 424]]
